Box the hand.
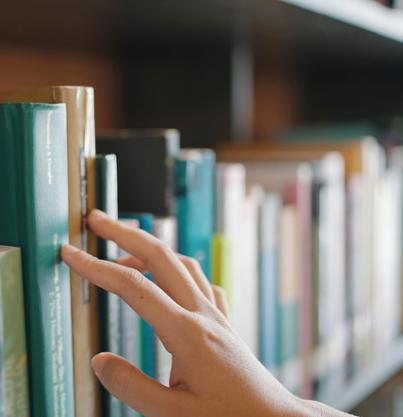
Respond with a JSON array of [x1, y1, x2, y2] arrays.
[[62, 209, 354, 417]]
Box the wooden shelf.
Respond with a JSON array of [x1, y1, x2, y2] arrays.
[[326, 337, 403, 412], [282, 0, 403, 44]]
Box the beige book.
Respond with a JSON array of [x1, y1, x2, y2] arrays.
[[0, 86, 100, 417]]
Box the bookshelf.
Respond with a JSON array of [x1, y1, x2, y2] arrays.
[[328, 338, 403, 412], [1, 1, 403, 415]]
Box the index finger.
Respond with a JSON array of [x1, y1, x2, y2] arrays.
[[62, 244, 181, 347], [87, 209, 205, 311]]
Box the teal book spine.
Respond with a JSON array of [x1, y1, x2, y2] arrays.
[[95, 154, 122, 417], [174, 149, 215, 279], [0, 246, 30, 417], [0, 103, 75, 417], [124, 214, 156, 380]]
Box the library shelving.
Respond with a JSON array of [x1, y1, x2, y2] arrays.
[[1, 0, 403, 415]]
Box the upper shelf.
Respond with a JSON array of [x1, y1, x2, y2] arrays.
[[282, 0, 403, 44], [2, 0, 403, 64]]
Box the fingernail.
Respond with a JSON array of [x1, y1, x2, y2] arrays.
[[90, 209, 107, 220], [91, 353, 109, 377], [61, 244, 80, 261]]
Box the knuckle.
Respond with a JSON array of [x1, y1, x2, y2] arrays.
[[181, 312, 221, 346], [212, 285, 226, 297], [116, 268, 146, 297], [152, 241, 174, 261], [182, 256, 201, 273]]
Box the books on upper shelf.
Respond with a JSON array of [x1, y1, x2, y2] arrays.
[[0, 86, 99, 417], [0, 103, 74, 417], [97, 129, 180, 216], [0, 246, 30, 417]]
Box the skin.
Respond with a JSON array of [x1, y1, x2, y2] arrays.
[[62, 209, 355, 417]]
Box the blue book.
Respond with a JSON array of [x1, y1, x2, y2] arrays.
[[174, 149, 215, 279], [120, 214, 156, 380], [259, 194, 282, 370]]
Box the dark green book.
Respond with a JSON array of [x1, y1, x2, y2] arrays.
[[0, 246, 30, 417], [97, 129, 180, 216], [0, 103, 75, 417], [95, 154, 122, 417]]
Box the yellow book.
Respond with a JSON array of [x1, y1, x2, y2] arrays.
[[0, 86, 99, 417]]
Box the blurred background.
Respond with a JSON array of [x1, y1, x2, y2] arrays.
[[2, 0, 403, 415]]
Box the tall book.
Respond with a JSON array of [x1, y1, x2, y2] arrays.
[[0, 103, 74, 417], [153, 217, 177, 386], [278, 204, 301, 394], [0, 86, 99, 417], [97, 130, 180, 216], [232, 185, 263, 356], [213, 163, 246, 309], [259, 194, 281, 372], [95, 154, 122, 417], [312, 153, 346, 401], [0, 246, 30, 417], [174, 149, 215, 278], [116, 218, 141, 417], [123, 214, 156, 380]]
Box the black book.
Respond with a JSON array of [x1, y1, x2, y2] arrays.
[[97, 129, 180, 216]]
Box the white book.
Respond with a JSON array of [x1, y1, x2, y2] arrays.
[[216, 163, 246, 314], [232, 185, 263, 356]]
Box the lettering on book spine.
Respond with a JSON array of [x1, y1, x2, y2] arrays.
[[79, 147, 90, 304]]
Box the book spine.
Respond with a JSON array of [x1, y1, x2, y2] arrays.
[[174, 151, 215, 279], [54, 87, 99, 417], [0, 103, 74, 417], [0, 248, 30, 417], [259, 194, 281, 370], [95, 154, 122, 417]]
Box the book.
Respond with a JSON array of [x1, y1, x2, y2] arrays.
[[232, 185, 263, 356], [278, 204, 301, 394], [214, 163, 246, 312], [174, 149, 216, 278], [95, 154, 122, 417], [0, 103, 74, 417], [0, 246, 30, 417], [116, 218, 141, 417], [97, 130, 180, 216], [0, 86, 99, 417], [259, 194, 281, 372], [123, 214, 156, 380], [153, 217, 177, 386]]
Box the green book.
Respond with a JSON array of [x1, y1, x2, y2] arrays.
[[0, 103, 75, 417], [95, 154, 122, 417], [0, 246, 30, 417]]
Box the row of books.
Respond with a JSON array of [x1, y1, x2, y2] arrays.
[[0, 86, 215, 417], [1, 85, 403, 417]]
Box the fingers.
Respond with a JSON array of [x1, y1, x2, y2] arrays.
[[178, 255, 215, 303], [117, 255, 146, 273], [92, 352, 183, 417], [62, 244, 181, 344], [212, 285, 230, 319], [88, 209, 204, 311]]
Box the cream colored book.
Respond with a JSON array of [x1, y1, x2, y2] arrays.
[[0, 86, 99, 417]]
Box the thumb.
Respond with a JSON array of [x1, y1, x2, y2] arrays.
[[92, 352, 179, 416]]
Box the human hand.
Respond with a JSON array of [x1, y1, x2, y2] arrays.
[[62, 209, 353, 417]]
